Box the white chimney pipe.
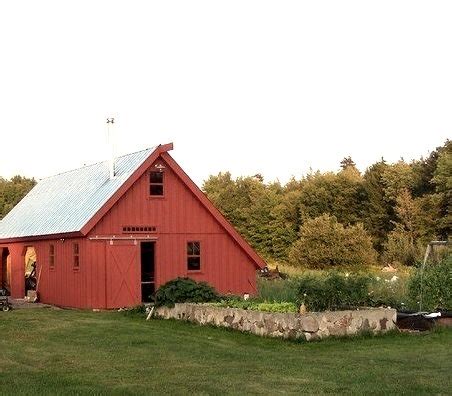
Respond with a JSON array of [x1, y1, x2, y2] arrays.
[[106, 117, 116, 179]]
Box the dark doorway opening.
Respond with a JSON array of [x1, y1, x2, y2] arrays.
[[141, 242, 155, 303], [1, 248, 11, 294]]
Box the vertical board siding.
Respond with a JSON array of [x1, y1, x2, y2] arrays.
[[89, 157, 258, 304], [2, 154, 260, 308], [91, 159, 224, 235], [1, 238, 107, 308]]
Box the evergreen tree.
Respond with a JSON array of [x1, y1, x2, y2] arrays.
[[432, 141, 452, 239], [362, 160, 393, 251]]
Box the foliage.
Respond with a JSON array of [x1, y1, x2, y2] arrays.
[[297, 167, 366, 226], [288, 214, 377, 269], [408, 256, 452, 311], [382, 224, 423, 266], [0, 175, 36, 219], [257, 277, 299, 303], [381, 161, 416, 204], [415, 194, 444, 242], [296, 272, 372, 311], [121, 304, 147, 317], [362, 159, 394, 251], [203, 172, 285, 259], [432, 141, 452, 239], [212, 299, 298, 313], [154, 277, 219, 307], [258, 267, 413, 311], [367, 275, 412, 310], [201, 140, 450, 266]]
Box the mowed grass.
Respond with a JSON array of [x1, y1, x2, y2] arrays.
[[1, 309, 451, 395]]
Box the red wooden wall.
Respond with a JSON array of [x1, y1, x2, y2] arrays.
[[0, 154, 260, 308], [0, 238, 106, 308]]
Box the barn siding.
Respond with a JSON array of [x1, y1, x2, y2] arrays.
[[89, 157, 258, 301], [1, 238, 107, 308], [91, 158, 224, 235], [1, 153, 261, 308]]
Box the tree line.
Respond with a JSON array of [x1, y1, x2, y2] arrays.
[[0, 176, 36, 220], [203, 140, 451, 268], [0, 141, 450, 268]]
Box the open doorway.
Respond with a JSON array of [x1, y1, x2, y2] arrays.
[[24, 246, 37, 296], [141, 242, 155, 303], [1, 248, 11, 294]]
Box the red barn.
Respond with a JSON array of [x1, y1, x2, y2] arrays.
[[0, 144, 265, 308]]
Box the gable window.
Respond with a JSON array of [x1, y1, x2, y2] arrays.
[[49, 244, 55, 270], [187, 241, 201, 271], [73, 243, 80, 269], [149, 171, 164, 196]]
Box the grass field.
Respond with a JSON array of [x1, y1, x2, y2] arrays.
[[1, 309, 451, 395]]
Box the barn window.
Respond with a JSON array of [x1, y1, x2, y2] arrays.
[[122, 226, 157, 233], [187, 241, 201, 271], [149, 171, 164, 196], [73, 243, 80, 269], [49, 244, 55, 270]]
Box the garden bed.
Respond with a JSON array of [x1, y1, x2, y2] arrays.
[[155, 303, 396, 341]]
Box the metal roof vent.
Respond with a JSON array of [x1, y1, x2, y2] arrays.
[[106, 117, 116, 179]]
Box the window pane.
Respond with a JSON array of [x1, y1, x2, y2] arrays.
[[74, 255, 80, 268], [150, 185, 164, 196], [187, 241, 200, 255], [74, 243, 79, 255], [187, 256, 200, 271], [49, 244, 54, 255], [192, 242, 200, 255], [150, 171, 164, 183]]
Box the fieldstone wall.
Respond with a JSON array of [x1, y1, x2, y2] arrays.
[[155, 303, 397, 340]]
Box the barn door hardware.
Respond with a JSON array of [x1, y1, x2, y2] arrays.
[[89, 235, 158, 245]]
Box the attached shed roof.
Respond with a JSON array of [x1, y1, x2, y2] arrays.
[[0, 147, 155, 239]]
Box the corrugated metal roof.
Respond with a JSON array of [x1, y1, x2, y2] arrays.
[[0, 147, 156, 239]]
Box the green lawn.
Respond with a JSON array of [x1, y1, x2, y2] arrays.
[[0, 309, 451, 395]]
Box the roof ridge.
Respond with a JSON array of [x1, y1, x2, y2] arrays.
[[39, 146, 157, 181]]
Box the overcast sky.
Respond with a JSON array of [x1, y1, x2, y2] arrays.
[[0, 1, 451, 186]]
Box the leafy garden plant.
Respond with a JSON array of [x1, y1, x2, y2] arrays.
[[154, 277, 219, 308], [296, 272, 372, 311], [408, 255, 452, 311], [212, 299, 298, 313]]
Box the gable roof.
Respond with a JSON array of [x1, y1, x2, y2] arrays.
[[0, 144, 266, 268], [0, 146, 160, 240]]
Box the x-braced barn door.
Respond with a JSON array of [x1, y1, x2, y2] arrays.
[[106, 242, 140, 308]]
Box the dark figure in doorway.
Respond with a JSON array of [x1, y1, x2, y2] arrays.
[[25, 262, 37, 292]]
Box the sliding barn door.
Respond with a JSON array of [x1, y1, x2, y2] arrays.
[[106, 242, 140, 308]]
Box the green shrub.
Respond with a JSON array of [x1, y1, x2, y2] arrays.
[[257, 278, 298, 303], [288, 214, 377, 269], [382, 225, 424, 266], [367, 276, 411, 310], [408, 255, 452, 311], [154, 277, 219, 308], [296, 272, 371, 311]]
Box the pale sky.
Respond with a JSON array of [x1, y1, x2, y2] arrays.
[[0, 1, 451, 186]]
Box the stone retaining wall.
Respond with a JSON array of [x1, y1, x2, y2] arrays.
[[155, 303, 397, 340]]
